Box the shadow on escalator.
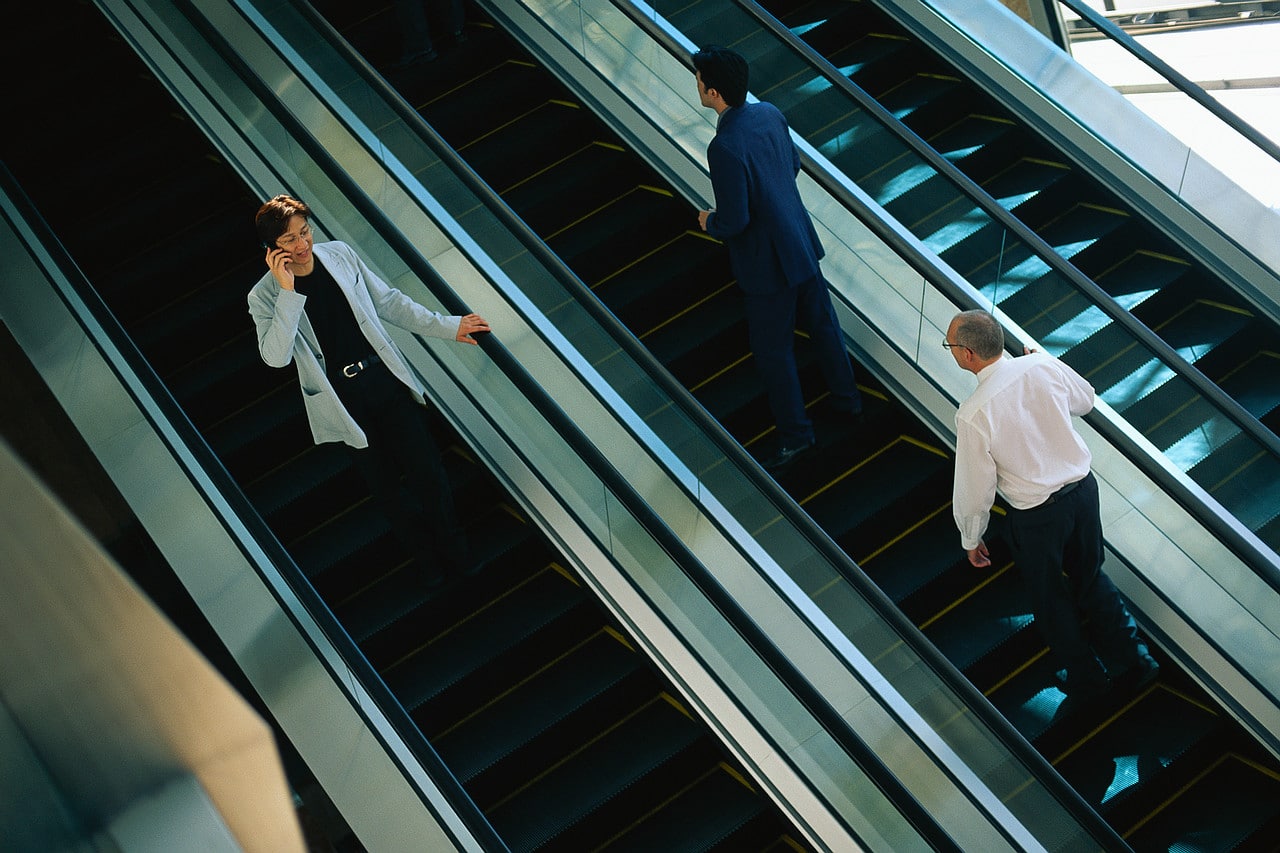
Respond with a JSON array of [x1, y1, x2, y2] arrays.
[[317, 1, 1280, 847], [0, 2, 810, 850]]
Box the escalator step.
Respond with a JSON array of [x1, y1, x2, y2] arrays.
[[590, 230, 733, 338], [801, 430, 951, 541], [501, 136, 652, 237], [1123, 745, 1280, 850], [595, 764, 789, 852], [1218, 349, 1280, 423], [378, 564, 595, 710], [544, 186, 688, 286], [461, 100, 604, 196], [433, 628, 648, 785], [484, 695, 713, 852], [408, 58, 548, 147]]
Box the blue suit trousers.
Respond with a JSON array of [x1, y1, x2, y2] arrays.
[[743, 272, 861, 446]]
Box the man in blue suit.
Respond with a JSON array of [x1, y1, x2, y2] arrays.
[[694, 46, 862, 470]]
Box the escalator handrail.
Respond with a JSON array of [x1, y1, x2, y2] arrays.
[[272, 0, 1131, 846], [1056, 0, 1280, 166], [168, 1, 971, 847], [0, 159, 509, 853], [623, 0, 1280, 594]]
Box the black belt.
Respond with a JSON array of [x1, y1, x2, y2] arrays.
[[340, 353, 380, 379], [1041, 475, 1086, 506]]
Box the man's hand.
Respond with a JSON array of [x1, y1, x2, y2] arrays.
[[966, 540, 991, 568], [697, 209, 712, 231], [455, 313, 491, 345]]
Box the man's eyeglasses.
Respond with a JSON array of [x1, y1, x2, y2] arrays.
[[942, 339, 970, 351]]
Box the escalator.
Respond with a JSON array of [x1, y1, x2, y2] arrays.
[[0, 3, 812, 850], [646, 0, 1280, 555], [318, 2, 1280, 848]]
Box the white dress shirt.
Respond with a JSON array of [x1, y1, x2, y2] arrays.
[[953, 352, 1095, 549]]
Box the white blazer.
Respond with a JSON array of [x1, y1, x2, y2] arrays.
[[248, 241, 460, 448]]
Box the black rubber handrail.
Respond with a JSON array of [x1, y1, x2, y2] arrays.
[[272, 0, 1130, 847], [623, 0, 1280, 593], [1057, 0, 1280, 165], [154, 0, 966, 847]]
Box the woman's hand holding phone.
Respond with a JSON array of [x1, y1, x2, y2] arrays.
[[264, 245, 295, 291]]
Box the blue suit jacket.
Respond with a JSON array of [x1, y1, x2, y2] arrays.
[[704, 102, 824, 295]]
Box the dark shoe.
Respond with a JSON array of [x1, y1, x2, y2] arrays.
[[453, 29, 467, 44], [762, 439, 815, 471], [394, 47, 438, 69], [1055, 667, 1109, 701], [1112, 654, 1159, 692], [834, 408, 866, 425], [822, 399, 865, 425]]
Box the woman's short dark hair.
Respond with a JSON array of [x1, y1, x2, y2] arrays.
[[692, 46, 749, 108], [254, 194, 311, 247]]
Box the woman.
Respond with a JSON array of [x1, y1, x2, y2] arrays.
[[248, 194, 489, 586]]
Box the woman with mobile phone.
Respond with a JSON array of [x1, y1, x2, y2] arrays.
[[248, 194, 490, 587]]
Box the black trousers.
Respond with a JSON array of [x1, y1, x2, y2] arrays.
[[335, 363, 467, 576], [1006, 472, 1144, 683]]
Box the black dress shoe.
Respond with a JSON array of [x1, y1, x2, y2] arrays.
[[1054, 667, 1109, 701], [822, 399, 866, 426], [762, 439, 815, 470], [1112, 654, 1159, 691], [394, 47, 438, 69]]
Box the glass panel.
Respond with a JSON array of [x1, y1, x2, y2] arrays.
[[1063, 2, 1280, 207]]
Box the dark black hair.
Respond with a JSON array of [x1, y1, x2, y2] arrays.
[[691, 45, 748, 108]]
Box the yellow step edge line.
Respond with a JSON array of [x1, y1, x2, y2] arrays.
[[968, 113, 1016, 126], [917, 561, 1015, 632], [800, 433, 949, 514], [799, 437, 911, 506], [1051, 683, 1164, 765], [590, 767, 722, 851], [983, 646, 1050, 698], [1121, 753, 1234, 839], [501, 140, 608, 195], [486, 697, 664, 812], [1128, 247, 1191, 266], [433, 627, 615, 740], [858, 502, 953, 565], [458, 97, 576, 154], [1019, 156, 1071, 170], [640, 279, 737, 340], [1194, 298, 1255, 317], [383, 563, 561, 674], [689, 351, 753, 394], [421, 57, 536, 108], [545, 184, 667, 243], [1211, 449, 1267, 493]]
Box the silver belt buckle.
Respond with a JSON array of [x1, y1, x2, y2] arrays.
[[342, 361, 361, 378]]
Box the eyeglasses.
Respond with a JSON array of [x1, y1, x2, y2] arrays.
[[942, 339, 971, 352], [276, 224, 312, 248]]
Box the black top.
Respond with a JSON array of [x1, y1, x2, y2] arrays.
[[294, 258, 370, 375]]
